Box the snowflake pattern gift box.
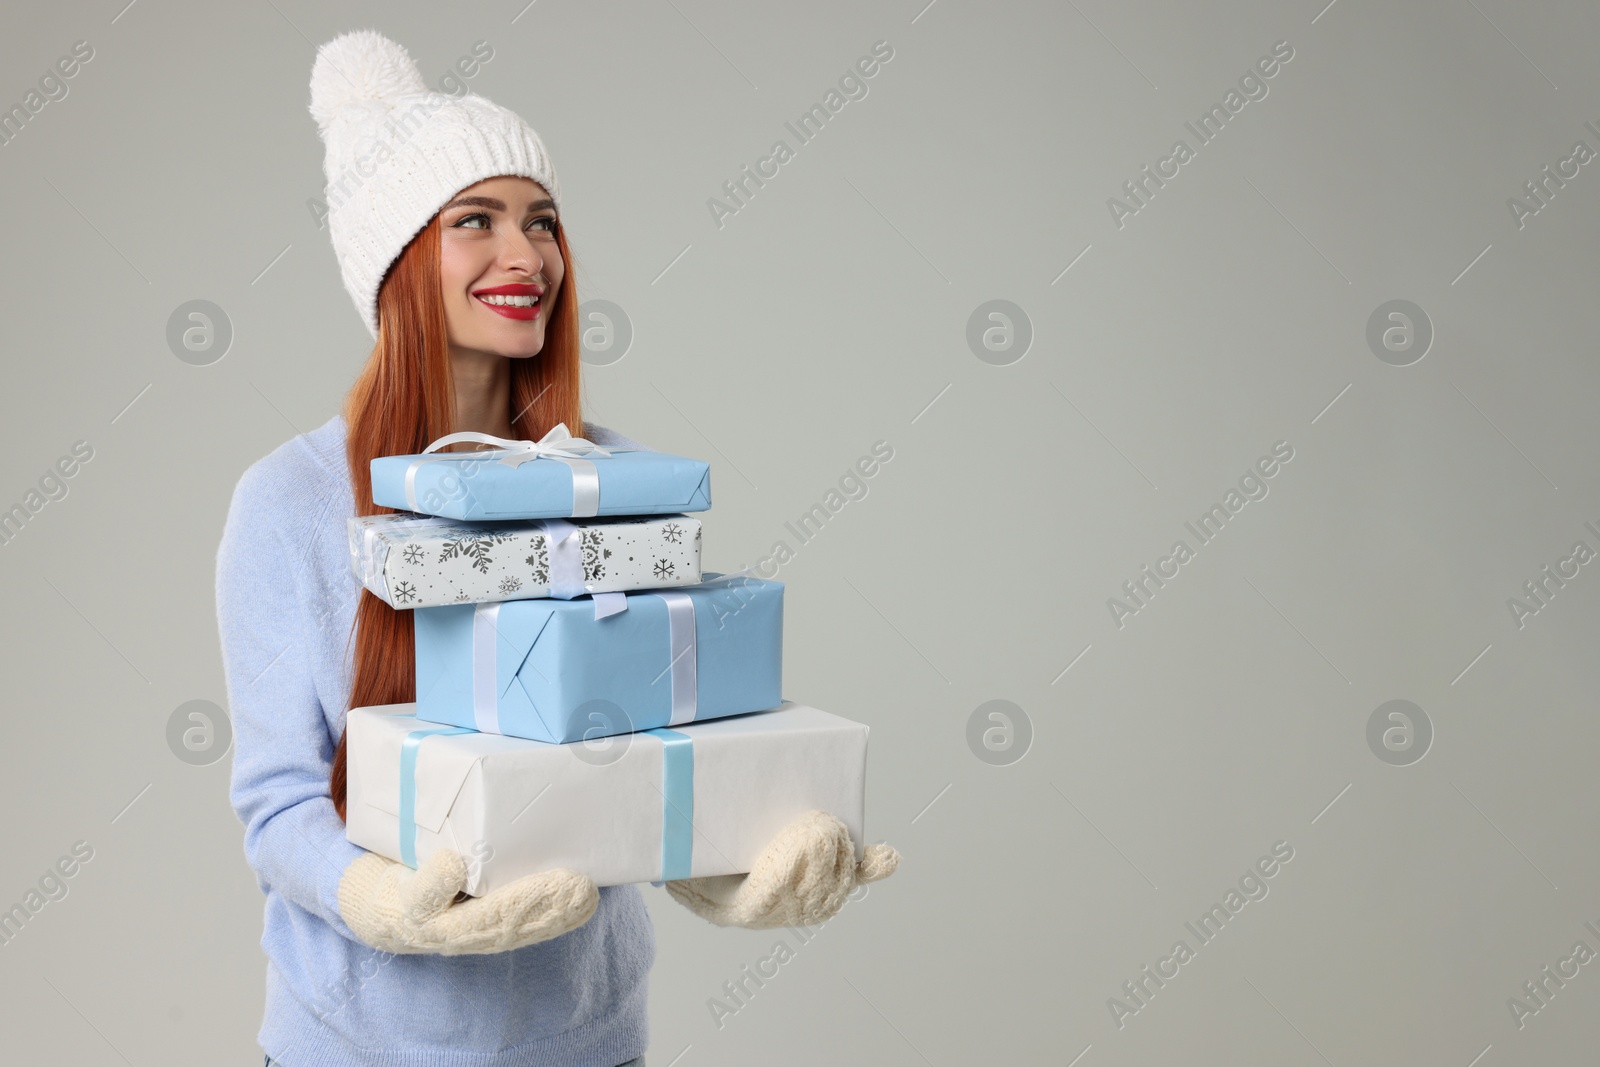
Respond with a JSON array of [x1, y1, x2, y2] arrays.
[[348, 512, 702, 609], [413, 573, 784, 743], [344, 700, 868, 893]]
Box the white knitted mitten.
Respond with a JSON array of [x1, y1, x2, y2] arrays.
[[337, 848, 598, 955], [663, 810, 899, 929]]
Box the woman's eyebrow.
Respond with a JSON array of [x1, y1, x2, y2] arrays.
[[443, 195, 556, 213]]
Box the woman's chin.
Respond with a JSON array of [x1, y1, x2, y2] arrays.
[[475, 330, 547, 360]]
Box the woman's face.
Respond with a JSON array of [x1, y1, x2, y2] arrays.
[[438, 175, 564, 361]]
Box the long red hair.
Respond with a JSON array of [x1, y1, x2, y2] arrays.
[[330, 203, 585, 820]]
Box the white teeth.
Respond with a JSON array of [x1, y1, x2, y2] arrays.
[[478, 294, 539, 306]]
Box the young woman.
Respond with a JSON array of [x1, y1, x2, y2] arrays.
[[215, 29, 898, 1067]]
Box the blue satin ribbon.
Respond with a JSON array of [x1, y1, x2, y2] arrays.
[[399, 723, 475, 868], [396, 721, 694, 882], [647, 727, 694, 881]]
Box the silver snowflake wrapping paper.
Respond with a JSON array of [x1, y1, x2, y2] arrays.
[[347, 511, 702, 609]]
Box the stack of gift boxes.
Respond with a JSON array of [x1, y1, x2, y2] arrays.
[[340, 426, 871, 895]]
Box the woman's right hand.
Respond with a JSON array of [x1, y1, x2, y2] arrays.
[[336, 848, 599, 955]]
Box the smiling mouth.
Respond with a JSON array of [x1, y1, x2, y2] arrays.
[[475, 293, 541, 320]]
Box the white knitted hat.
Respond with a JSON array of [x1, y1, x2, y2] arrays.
[[308, 29, 562, 339]]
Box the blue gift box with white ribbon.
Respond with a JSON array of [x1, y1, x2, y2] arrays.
[[413, 572, 783, 743], [342, 700, 869, 893], [370, 424, 711, 521]]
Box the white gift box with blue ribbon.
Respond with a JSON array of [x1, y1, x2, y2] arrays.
[[370, 425, 711, 521], [413, 572, 782, 743], [343, 700, 868, 894]]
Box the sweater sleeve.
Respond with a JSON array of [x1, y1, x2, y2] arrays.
[[583, 421, 652, 454], [217, 459, 369, 944]]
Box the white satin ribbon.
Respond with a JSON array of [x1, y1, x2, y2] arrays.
[[402, 424, 630, 516], [471, 602, 502, 734], [542, 518, 585, 598], [653, 591, 699, 726], [592, 592, 628, 618], [567, 458, 601, 516], [540, 519, 626, 618]]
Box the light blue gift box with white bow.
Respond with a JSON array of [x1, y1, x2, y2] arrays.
[[413, 572, 783, 743], [370, 424, 711, 521]]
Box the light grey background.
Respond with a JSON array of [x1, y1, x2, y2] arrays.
[[2, 0, 1597, 1064]]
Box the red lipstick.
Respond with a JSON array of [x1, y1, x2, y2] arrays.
[[470, 282, 544, 321]]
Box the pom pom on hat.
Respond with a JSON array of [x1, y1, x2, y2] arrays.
[[308, 29, 429, 131], [308, 28, 562, 339]]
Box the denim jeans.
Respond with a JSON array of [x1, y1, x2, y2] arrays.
[[265, 1057, 643, 1066]]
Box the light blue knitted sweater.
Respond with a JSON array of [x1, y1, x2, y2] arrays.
[[216, 413, 655, 1067]]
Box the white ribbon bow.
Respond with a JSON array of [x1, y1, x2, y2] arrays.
[[419, 423, 617, 467], [404, 423, 629, 516]]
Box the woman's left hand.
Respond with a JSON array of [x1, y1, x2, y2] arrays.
[[663, 810, 899, 928]]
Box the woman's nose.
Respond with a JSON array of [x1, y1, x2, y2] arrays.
[[497, 225, 544, 273]]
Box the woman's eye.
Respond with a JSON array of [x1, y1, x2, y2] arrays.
[[451, 213, 556, 233]]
